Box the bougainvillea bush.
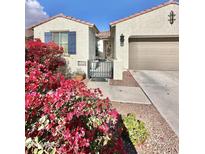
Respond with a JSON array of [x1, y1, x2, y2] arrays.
[[25, 39, 126, 154], [26, 39, 66, 72]]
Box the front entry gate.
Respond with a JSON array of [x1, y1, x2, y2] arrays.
[[88, 59, 113, 79]]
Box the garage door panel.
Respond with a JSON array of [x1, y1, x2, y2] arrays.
[[129, 38, 179, 70]]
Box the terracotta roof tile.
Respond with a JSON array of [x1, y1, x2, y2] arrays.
[[96, 31, 110, 39], [110, 0, 179, 26], [27, 13, 98, 32]]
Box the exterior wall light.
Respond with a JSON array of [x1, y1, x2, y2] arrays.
[[168, 10, 176, 25], [120, 34, 125, 46]]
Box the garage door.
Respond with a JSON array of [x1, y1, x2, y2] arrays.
[[129, 37, 179, 70]]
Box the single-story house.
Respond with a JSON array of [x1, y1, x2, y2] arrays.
[[110, 0, 179, 80], [27, 0, 179, 80], [27, 13, 99, 76]]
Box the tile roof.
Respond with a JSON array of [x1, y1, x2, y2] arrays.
[[96, 31, 110, 39], [110, 0, 179, 26], [27, 13, 99, 32]]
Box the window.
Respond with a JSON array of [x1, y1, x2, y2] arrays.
[[45, 31, 76, 54], [52, 32, 68, 53]]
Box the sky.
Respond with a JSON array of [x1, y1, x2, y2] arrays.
[[25, 0, 177, 31]]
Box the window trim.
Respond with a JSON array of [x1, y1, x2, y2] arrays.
[[48, 31, 77, 55], [51, 31, 69, 54]]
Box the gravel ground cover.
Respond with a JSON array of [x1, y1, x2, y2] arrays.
[[112, 102, 179, 154]]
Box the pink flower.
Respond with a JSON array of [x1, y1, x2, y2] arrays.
[[99, 123, 109, 133], [109, 109, 119, 120], [25, 40, 126, 153], [49, 114, 56, 120], [67, 112, 73, 121]]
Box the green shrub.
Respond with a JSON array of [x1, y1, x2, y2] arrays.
[[123, 113, 149, 145]]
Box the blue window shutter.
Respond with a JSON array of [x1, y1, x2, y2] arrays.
[[44, 32, 52, 43], [68, 32, 76, 54]]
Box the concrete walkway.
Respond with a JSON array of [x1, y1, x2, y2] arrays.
[[130, 70, 179, 136], [87, 81, 151, 104]]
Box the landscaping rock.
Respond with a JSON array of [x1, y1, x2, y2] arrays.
[[111, 102, 179, 154]]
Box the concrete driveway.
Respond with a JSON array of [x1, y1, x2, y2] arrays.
[[130, 70, 179, 136]]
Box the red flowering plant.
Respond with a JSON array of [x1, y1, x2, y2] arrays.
[[26, 39, 66, 72], [25, 40, 126, 154]]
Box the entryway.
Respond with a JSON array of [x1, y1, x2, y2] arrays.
[[88, 59, 113, 80]]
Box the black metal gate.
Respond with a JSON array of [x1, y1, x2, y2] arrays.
[[88, 59, 113, 79]]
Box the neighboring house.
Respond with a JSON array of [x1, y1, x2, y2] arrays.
[[28, 13, 99, 76], [25, 28, 34, 40], [110, 0, 179, 80], [26, 0, 179, 81]]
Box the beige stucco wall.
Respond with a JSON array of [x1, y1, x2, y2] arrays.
[[89, 27, 96, 60], [33, 17, 96, 76], [112, 4, 179, 80], [110, 27, 116, 59]]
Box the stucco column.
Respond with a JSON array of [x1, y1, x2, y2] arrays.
[[122, 36, 129, 69], [113, 32, 129, 80]]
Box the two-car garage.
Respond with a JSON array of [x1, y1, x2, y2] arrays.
[[110, 1, 179, 80], [129, 37, 179, 70]]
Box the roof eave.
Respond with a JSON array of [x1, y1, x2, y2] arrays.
[[28, 13, 96, 29], [92, 25, 100, 33], [110, 1, 179, 26]]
